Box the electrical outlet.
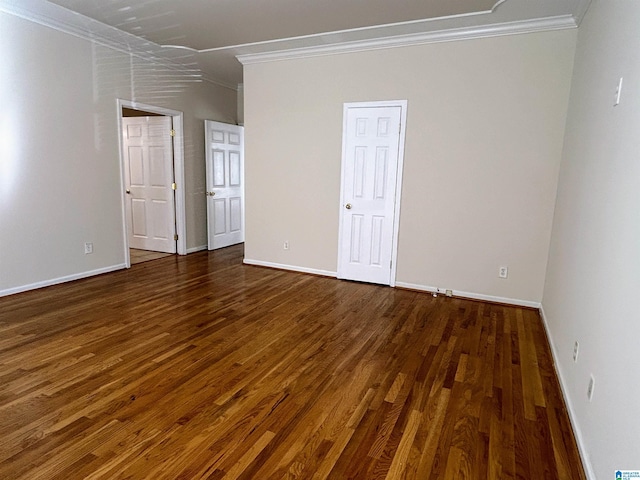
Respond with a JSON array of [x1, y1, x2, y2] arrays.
[[84, 242, 93, 254], [498, 266, 508, 279], [587, 375, 595, 401], [573, 341, 579, 362], [283, 241, 289, 250]]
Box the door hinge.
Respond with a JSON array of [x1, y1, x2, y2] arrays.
[[174, 234, 179, 241], [171, 182, 177, 190], [170, 129, 176, 137]]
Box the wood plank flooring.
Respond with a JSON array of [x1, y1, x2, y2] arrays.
[[129, 249, 173, 265], [0, 245, 586, 479]]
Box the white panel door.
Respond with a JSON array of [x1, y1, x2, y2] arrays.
[[122, 116, 176, 253], [205, 120, 244, 250], [338, 105, 403, 285]]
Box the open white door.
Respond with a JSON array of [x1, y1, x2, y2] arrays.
[[122, 116, 176, 253], [205, 121, 245, 250], [337, 102, 406, 285]]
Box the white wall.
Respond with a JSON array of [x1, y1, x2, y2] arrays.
[[243, 29, 576, 305], [542, 1, 640, 478], [0, 12, 237, 295]]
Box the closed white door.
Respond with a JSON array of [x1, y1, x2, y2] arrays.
[[205, 121, 244, 250], [122, 116, 176, 253], [337, 104, 404, 285]]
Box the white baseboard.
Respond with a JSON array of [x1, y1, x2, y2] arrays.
[[538, 305, 595, 480], [0, 264, 127, 298], [394, 281, 541, 308], [240, 264, 541, 309], [243, 259, 337, 278], [186, 245, 208, 254]]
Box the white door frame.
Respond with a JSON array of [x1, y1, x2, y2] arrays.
[[337, 100, 408, 287], [117, 99, 187, 268], [204, 120, 245, 250]]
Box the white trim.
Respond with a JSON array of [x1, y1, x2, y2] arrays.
[[117, 100, 187, 267], [395, 281, 541, 309], [187, 245, 208, 254], [337, 100, 408, 287], [572, 0, 593, 26], [391, 102, 407, 288], [237, 16, 576, 65], [538, 305, 596, 480], [191, 8, 495, 55], [0, 264, 126, 298], [243, 259, 337, 278]]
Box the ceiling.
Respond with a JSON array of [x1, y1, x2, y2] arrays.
[[23, 0, 591, 88], [48, 0, 500, 50]]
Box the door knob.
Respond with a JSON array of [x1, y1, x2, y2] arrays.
[[345, 203, 352, 209], [126, 189, 131, 194], [207, 191, 216, 197]]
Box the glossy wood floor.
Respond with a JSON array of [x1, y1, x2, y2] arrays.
[[0, 245, 585, 479]]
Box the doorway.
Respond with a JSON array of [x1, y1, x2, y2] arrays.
[[337, 100, 407, 286], [204, 120, 245, 250], [117, 100, 187, 267]]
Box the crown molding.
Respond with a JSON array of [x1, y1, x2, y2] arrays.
[[0, 0, 238, 91], [572, 0, 593, 25], [237, 15, 577, 65]]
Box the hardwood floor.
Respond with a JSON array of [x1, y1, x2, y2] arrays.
[[129, 249, 173, 265], [0, 245, 585, 479]]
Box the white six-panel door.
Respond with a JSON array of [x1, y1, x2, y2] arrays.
[[122, 116, 176, 253], [205, 121, 244, 250], [338, 104, 404, 285]]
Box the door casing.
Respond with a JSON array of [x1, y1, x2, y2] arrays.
[[204, 120, 245, 250], [117, 99, 186, 267], [122, 116, 176, 253], [337, 100, 408, 287]]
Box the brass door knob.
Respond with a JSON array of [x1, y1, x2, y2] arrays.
[[206, 191, 216, 197], [345, 203, 352, 209]]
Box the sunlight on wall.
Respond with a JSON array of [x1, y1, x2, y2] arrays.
[[0, 109, 20, 202], [0, 28, 20, 203]]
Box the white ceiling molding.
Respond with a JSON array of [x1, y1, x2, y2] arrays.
[[0, 0, 238, 90], [237, 15, 577, 65], [193, 7, 498, 55], [1, 0, 591, 86], [572, 0, 593, 25]]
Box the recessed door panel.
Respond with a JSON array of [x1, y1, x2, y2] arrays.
[[350, 215, 364, 263], [149, 146, 167, 187], [229, 197, 242, 232], [229, 152, 241, 186], [212, 150, 225, 187], [354, 147, 366, 198], [370, 216, 384, 266], [127, 124, 142, 138], [213, 199, 226, 235], [152, 200, 170, 240], [128, 147, 145, 186], [212, 129, 225, 143], [131, 199, 147, 237], [374, 147, 388, 200]]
